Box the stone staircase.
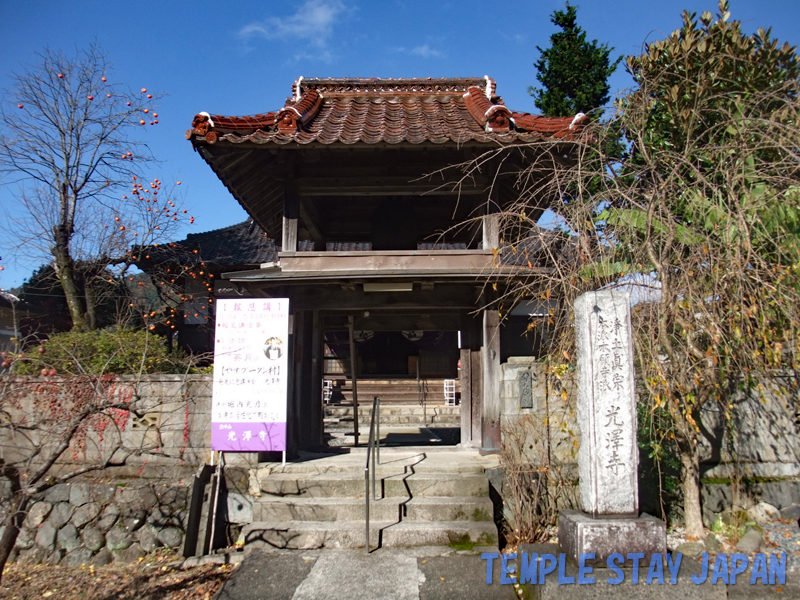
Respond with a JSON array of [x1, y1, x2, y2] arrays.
[[323, 378, 460, 436], [331, 378, 458, 405], [324, 404, 459, 433], [242, 449, 498, 550]]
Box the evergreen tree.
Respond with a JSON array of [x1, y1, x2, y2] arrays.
[[530, 3, 621, 117]]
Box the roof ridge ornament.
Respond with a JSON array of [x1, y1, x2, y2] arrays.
[[199, 111, 214, 128], [276, 87, 323, 134], [463, 86, 511, 132], [295, 76, 304, 101], [570, 112, 587, 129]]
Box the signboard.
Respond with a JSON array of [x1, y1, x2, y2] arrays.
[[211, 298, 289, 451]]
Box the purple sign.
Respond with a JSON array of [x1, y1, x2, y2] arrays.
[[211, 422, 287, 452], [211, 299, 289, 451]]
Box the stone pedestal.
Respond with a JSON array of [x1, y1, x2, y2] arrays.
[[558, 510, 666, 566]]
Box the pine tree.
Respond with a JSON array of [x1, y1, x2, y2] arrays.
[[530, 3, 621, 117]]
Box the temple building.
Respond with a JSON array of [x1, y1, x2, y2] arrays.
[[184, 77, 585, 455]]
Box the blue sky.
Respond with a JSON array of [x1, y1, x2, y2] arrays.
[[1, 0, 799, 289]]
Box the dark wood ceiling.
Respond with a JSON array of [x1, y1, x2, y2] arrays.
[[197, 142, 558, 242]]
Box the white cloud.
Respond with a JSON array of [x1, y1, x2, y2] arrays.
[[239, 0, 349, 49], [411, 44, 444, 59], [392, 44, 445, 59]]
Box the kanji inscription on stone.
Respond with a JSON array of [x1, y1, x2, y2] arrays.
[[574, 290, 637, 516], [519, 369, 533, 409]]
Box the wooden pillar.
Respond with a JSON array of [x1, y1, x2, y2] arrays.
[[482, 190, 500, 252], [348, 315, 359, 446], [282, 189, 298, 253], [308, 310, 324, 448], [482, 214, 499, 251], [297, 310, 318, 451], [481, 309, 501, 454], [286, 311, 299, 458], [459, 312, 483, 449], [471, 349, 483, 445], [459, 348, 484, 448], [459, 348, 473, 447]]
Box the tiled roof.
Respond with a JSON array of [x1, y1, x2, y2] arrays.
[[0, 289, 40, 314], [0, 289, 20, 306], [139, 220, 278, 269], [186, 77, 587, 147]]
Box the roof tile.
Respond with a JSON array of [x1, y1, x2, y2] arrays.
[[187, 78, 584, 147], [141, 220, 278, 268]]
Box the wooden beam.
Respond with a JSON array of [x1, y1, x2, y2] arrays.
[[283, 284, 481, 311], [296, 177, 486, 197], [352, 313, 462, 331], [279, 251, 493, 274]]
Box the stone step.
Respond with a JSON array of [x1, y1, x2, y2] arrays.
[[332, 378, 456, 387], [324, 405, 460, 417], [242, 520, 497, 550], [259, 452, 493, 475], [325, 415, 461, 429], [253, 496, 494, 522], [330, 379, 459, 405], [258, 472, 490, 499], [324, 415, 459, 426], [323, 426, 450, 444], [339, 395, 450, 405]]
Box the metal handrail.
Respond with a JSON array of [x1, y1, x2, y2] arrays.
[[419, 378, 428, 427], [365, 395, 380, 553]]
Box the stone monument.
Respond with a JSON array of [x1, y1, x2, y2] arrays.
[[559, 289, 666, 564]]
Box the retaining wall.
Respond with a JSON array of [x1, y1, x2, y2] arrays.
[[0, 374, 258, 565]]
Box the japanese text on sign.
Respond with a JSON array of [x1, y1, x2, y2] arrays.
[[211, 298, 290, 451]]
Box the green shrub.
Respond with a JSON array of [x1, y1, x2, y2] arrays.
[[12, 329, 194, 375]]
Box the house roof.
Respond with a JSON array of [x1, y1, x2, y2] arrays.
[[0, 290, 20, 307], [185, 77, 587, 147], [137, 220, 278, 271], [0, 289, 42, 315]]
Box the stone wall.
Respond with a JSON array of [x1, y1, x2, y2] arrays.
[[499, 358, 578, 470], [1, 374, 258, 565], [9, 479, 190, 566]]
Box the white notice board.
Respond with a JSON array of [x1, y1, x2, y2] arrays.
[[211, 298, 289, 451]]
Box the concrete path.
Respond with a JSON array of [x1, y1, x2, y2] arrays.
[[214, 546, 800, 600], [213, 546, 516, 600]]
